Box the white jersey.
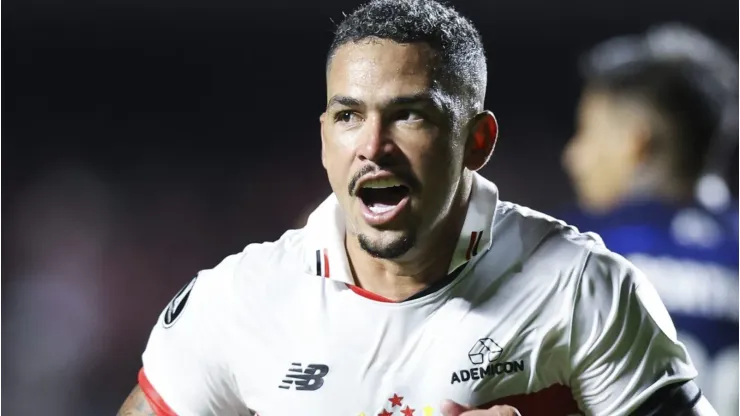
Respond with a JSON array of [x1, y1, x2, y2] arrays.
[[140, 173, 697, 416]]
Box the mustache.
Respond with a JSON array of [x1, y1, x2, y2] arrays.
[[348, 165, 420, 196]]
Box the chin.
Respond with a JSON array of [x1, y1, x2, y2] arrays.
[[358, 231, 416, 259]]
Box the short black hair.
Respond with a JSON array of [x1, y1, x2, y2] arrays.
[[327, 0, 487, 123], [581, 23, 738, 183]]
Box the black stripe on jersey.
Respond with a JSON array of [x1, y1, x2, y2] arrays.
[[315, 249, 322, 276], [631, 380, 702, 416], [472, 230, 483, 257], [404, 264, 465, 302]]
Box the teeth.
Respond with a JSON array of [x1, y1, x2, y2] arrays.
[[361, 177, 404, 189], [368, 204, 396, 214]]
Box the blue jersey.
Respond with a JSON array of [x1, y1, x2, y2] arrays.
[[561, 201, 738, 415]]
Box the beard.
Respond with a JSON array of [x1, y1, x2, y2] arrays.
[[357, 232, 416, 259]]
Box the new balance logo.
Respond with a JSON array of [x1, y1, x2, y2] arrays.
[[278, 363, 329, 391]]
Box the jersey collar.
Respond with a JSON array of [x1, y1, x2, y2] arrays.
[[303, 172, 500, 284]]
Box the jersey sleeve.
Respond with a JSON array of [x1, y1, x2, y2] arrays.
[[568, 244, 698, 416], [140, 254, 250, 416]]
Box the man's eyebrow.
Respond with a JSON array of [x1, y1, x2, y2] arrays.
[[326, 92, 450, 115], [386, 92, 440, 108], [326, 95, 363, 109]]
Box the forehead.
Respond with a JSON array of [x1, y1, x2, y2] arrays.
[[327, 39, 439, 100]]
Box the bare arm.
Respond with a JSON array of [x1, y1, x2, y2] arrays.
[[117, 385, 155, 416]]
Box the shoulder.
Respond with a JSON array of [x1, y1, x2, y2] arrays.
[[145, 226, 314, 337], [492, 200, 603, 274], [167, 227, 313, 320], [235, 227, 311, 277], [574, 242, 670, 325], [490, 201, 652, 301], [496, 200, 599, 244]]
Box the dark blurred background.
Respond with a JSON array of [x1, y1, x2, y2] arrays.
[[2, 0, 737, 414]]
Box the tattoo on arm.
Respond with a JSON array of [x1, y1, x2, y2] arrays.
[[117, 385, 155, 416]]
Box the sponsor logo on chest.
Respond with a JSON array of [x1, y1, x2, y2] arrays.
[[450, 338, 525, 385]]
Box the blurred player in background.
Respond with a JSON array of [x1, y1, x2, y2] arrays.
[[561, 24, 739, 416]]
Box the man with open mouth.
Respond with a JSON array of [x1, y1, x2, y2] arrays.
[[119, 1, 716, 415]]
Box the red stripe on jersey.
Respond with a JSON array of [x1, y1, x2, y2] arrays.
[[478, 384, 581, 415], [347, 284, 395, 303], [465, 231, 478, 260], [323, 248, 331, 278], [138, 368, 178, 416], [472, 230, 483, 257]]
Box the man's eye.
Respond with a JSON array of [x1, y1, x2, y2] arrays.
[[396, 110, 424, 122], [335, 111, 360, 124]]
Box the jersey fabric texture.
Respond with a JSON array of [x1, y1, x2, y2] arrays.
[[140, 173, 697, 416], [561, 200, 738, 416]]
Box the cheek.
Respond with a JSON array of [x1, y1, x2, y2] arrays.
[[416, 134, 456, 169], [324, 132, 354, 166], [323, 143, 361, 216], [415, 143, 462, 205], [576, 136, 607, 170], [331, 127, 362, 151], [601, 136, 632, 174]]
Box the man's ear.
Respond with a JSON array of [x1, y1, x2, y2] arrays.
[[319, 112, 328, 169], [464, 110, 498, 171]]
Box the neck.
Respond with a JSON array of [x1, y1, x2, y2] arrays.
[[345, 175, 473, 302]]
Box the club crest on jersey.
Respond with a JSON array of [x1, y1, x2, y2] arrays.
[[450, 338, 524, 384], [163, 277, 197, 328]]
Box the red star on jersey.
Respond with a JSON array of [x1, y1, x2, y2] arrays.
[[388, 394, 404, 408], [378, 409, 393, 416], [401, 405, 415, 416]]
